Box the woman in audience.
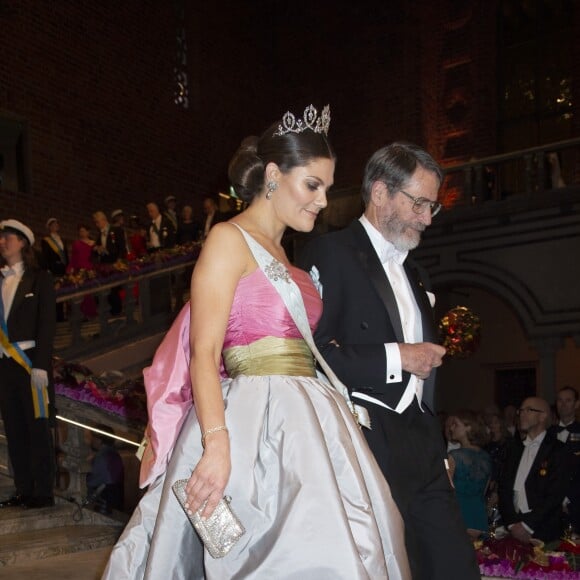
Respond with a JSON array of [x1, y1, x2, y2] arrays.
[[484, 412, 511, 508], [448, 410, 492, 532], [68, 224, 97, 318], [176, 204, 202, 244]]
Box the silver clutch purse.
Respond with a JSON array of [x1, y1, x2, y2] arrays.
[[171, 479, 245, 558]]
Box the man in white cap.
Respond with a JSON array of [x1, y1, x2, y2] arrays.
[[0, 219, 56, 509], [41, 217, 68, 321], [110, 209, 129, 254], [163, 195, 178, 233], [41, 217, 68, 277]]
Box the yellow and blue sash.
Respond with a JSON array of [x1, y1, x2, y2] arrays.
[[0, 293, 49, 418]]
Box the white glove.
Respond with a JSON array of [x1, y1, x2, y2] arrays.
[[31, 368, 49, 390]]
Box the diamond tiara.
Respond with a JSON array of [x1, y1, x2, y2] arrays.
[[273, 104, 331, 137]]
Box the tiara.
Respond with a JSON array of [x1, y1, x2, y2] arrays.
[[273, 104, 331, 137]]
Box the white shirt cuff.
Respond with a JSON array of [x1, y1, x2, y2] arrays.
[[385, 343, 402, 383]]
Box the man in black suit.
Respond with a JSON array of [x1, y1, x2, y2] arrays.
[[201, 196, 227, 239], [92, 211, 127, 264], [498, 396, 569, 542], [92, 211, 127, 315], [300, 142, 479, 579], [0, 219, 56, 509], [146, 202, 177, 251], [549, 386, 580, 531]]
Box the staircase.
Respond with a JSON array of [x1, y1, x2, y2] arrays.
[[0, 476, 123, 578]]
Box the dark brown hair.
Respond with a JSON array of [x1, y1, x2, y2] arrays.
[[228, 116, 335, 203]]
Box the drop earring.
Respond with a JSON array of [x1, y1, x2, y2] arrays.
[[266, 181, 278, 200]]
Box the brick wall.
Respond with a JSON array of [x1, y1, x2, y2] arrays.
[[0, 1, 575, 242]]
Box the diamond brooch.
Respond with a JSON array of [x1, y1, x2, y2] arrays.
[[265, 259, 291, 283]]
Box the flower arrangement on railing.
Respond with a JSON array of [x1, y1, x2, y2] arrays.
[[54, 242, 201, 296], [53, 359, 147, 424], [475, 536, 580, 579]]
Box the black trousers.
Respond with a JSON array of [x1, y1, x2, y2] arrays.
[[361, 398, 480, 580], [0, 357, 55, 497]]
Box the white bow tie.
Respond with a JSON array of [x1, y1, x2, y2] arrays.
[[523, 437, 541, 448], [1, 266, 16, 278], [381, 245, 408, 266]]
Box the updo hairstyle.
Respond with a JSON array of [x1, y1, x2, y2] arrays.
[[228, 120, 335, 203]]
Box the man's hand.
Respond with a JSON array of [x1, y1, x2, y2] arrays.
[[399, 342, 446, 380], [509, 522, 532, 543]]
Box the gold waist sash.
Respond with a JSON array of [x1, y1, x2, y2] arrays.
[[223, 337, 316, 378]]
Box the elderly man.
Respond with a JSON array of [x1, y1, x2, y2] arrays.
[[549, 386, 580, 532], [300, 142, 479, 579], [92, 211, 126, 316], [498, 396, 570, 542], [146, 202, 176, 251]]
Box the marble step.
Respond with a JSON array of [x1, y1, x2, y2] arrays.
[[0, 499, 122, 534], [0, 503, 76, 534], [0, 524, 121, 567]]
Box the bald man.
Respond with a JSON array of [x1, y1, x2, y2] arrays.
[[498, 396, 570, 542]]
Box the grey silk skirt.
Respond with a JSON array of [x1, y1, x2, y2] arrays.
[[102, 375, 410, 579]]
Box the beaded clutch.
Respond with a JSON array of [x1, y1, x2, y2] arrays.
[[172, 479, 245, 558]]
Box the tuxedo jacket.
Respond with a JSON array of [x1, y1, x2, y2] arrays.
[[299, 219, 438, 411], [93, 226, 127, 264], [41, 237, 69, 277], [498, 432, 569, 542], [148, 215, 177, 249], [5, 267, 56, 372]]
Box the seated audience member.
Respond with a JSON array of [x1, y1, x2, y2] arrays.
[[502, 404, 518, 437], [86, 425, 124, 514], [448, 410, 492, 532], [176, 204, 201, 244], [484, 412, 512, 506], [498, 396, 570, 543], [549, 386, 580, 531], [445, 413, 460, 452]]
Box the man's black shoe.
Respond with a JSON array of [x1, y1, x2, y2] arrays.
[[23, 496, 55, 509], [0, 494, 30, 508]]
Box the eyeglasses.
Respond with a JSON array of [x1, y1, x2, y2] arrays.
[[516, 407, 545, 415], [399, 190, 442, 217]]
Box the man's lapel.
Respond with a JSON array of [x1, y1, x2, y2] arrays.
[[405, 261, 436, 343], [348, 221, 404, 343], [7, 270, 34, 325]]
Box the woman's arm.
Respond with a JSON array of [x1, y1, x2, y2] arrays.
[[185, 222, 251, 517]]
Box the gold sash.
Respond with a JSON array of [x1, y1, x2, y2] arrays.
[[223, 337, 316, 378]]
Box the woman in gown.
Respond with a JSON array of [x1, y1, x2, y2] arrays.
[[448, 410, 492, 532], [68, 224, 97, 319], [103, 105, 409, 579]]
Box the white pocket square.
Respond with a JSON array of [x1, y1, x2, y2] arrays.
[[25, 293, 34, 298], [309, 265, 323, 298], [426, 291, 435, 308]]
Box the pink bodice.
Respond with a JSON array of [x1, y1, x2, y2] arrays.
[[222, 265, 322, 350]]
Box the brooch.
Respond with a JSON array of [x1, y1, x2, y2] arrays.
[[264, 259, 291, 283]]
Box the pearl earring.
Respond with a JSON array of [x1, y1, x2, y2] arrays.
[[266, 181, 278, 200]]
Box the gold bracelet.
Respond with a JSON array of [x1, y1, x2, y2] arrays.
[[201, 425, 228, 448]]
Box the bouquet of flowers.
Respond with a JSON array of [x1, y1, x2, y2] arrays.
[[53, 359, 147, 423], [438, 305, 481, 358], [475, 536, 580, 578]]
